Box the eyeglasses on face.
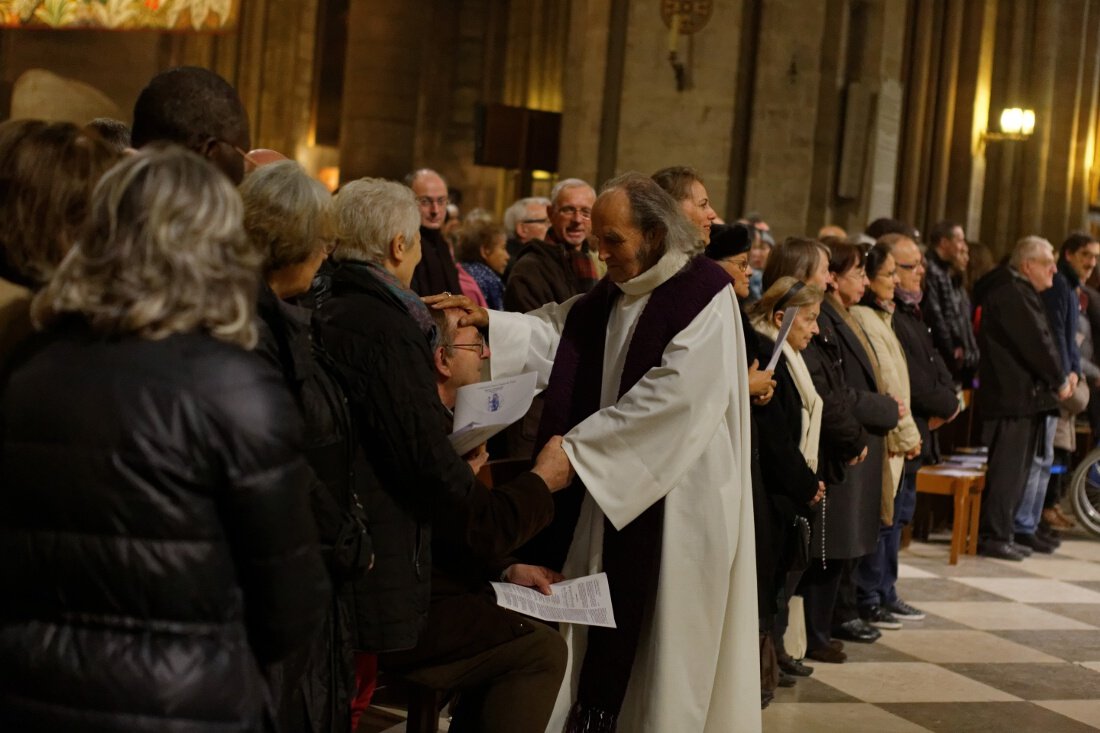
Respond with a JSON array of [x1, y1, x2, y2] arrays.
[[445, 342, 486, 357], [723, 257, 751, 272], [896, 262, 921, 271], [521, 217, 550, 225], [557, 206, 592, 219], [219, 139, 261, 168], [416, 196, 450, 208]]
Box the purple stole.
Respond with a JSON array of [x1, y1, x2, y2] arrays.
[[529, 254, 732, 730]]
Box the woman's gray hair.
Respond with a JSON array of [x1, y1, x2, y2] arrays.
[[32, 145, 260, 347], [1010, 235, 1053, 269], [240, 160, 333, 274], [599, 172, 701, 266], [332, 177, 420, 264]]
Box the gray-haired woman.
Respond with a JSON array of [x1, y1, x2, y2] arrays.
[[0, 146, 329, 732], [240, 159, 371, 732]]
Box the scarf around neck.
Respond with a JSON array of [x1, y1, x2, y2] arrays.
[[753, 318, 822, 472], [360, 260, 437, 344]]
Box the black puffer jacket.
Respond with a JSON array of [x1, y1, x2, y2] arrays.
[[0, 321, 329, 733]]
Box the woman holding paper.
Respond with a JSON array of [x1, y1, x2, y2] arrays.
[[750, 277, 828, 689]]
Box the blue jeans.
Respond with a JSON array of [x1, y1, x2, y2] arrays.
[[857, 471, 917, 609], [1014, 414, 1057, 535]]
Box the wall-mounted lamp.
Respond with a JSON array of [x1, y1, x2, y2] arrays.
[[661, 1, 713, 91], [983, 107, 1036, 143]]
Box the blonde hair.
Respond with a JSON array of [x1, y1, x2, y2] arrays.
[[240, 160, 333, 274], [750, 275, 825, 326], [32, 145, 261, 347], [332, 177, 420, 264]]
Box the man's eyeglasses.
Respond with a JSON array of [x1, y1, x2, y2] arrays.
[[416, 196, 450, 208], [521, 217, 550, 225], [896, 262, 921, 271], [557, 206, 592, 219], [445, 342, 486, 357]]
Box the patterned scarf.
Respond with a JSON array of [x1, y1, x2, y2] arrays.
[[360, 260, 437, 345]]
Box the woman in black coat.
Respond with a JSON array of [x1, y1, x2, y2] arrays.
[[800, 241, 900, 660], [0, 147, 329, 732], [242, 160, 372, 733]]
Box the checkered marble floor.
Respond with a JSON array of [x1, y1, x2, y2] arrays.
[[764, 535, 1100, 732]]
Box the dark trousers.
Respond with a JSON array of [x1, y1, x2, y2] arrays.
[[857, 471, 917, 609], [831, 558, 860, 627], [400, 621, 566, 733], [798, 560, 844, 653], [980, 416, 1040, 543], [773, 568, 805, 658]]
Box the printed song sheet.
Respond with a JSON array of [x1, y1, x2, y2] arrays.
[[491, 572, 617, 628], [449, 371, 538, 455]]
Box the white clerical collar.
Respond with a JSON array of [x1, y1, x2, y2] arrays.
[[616, 249, 689, 296]]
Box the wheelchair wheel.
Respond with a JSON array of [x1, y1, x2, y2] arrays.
[[1069, 445, 1100, 538]]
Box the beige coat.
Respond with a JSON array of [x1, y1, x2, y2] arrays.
[[851, 303, 921, 522]]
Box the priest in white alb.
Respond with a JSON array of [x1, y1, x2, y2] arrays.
[[427, 173, 759, 733]]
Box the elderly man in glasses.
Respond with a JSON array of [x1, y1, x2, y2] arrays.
[[504, 178, 599, 313]]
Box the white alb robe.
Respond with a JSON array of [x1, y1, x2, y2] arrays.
[[489, 250, 760, 733]]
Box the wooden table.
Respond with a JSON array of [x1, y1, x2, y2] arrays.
[[915, 465, 986, 564]]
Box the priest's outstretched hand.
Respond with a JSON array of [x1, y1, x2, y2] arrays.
[[532, 436, 575, 492], [424, 292, 489, 329]]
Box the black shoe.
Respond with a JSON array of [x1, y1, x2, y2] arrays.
[[978, 539, 1024, 561], [1037, 524, 1063, 546], [805, 645, 847, 663], [777, 670, 797, 688], [862, 605, 903, 630], [886, 599, 926, 620], [761, 689, 774, 709], [829, 639, 845, 652], [778, 653, 814, 677], [1011, 541, 1033, 556], [1015, 532, 1055, 554], [833, 618, 882, 643]]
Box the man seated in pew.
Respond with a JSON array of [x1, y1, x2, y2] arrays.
[[373, 306, 572, 733]]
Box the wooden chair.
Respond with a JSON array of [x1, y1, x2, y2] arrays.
[[915, 464, 985, 564]]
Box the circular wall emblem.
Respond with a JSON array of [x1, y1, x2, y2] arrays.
[[660, 0, 713, 34]]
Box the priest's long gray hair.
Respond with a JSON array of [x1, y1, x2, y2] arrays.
[[32, 145, 261, 347], [600, 172, 701, 267]]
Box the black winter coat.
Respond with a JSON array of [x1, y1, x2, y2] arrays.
[[410, 226, 462, 298], [807, 299, 897, 559], [313, 260, 554, 654], [753, 330, 821, 613], [0, 322, 329, 733], [255, 284, 371, 733], [801, 302, 867, 486], [973, 266, 1065, 419], [893, 299, 959, 469]]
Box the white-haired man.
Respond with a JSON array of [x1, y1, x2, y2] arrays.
[[503, 196, 552, 264], [973, 236, 1072, 561], [504, 178, 598, 312]]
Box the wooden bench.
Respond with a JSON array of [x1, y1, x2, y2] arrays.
[[915, 464, 985, 564]]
